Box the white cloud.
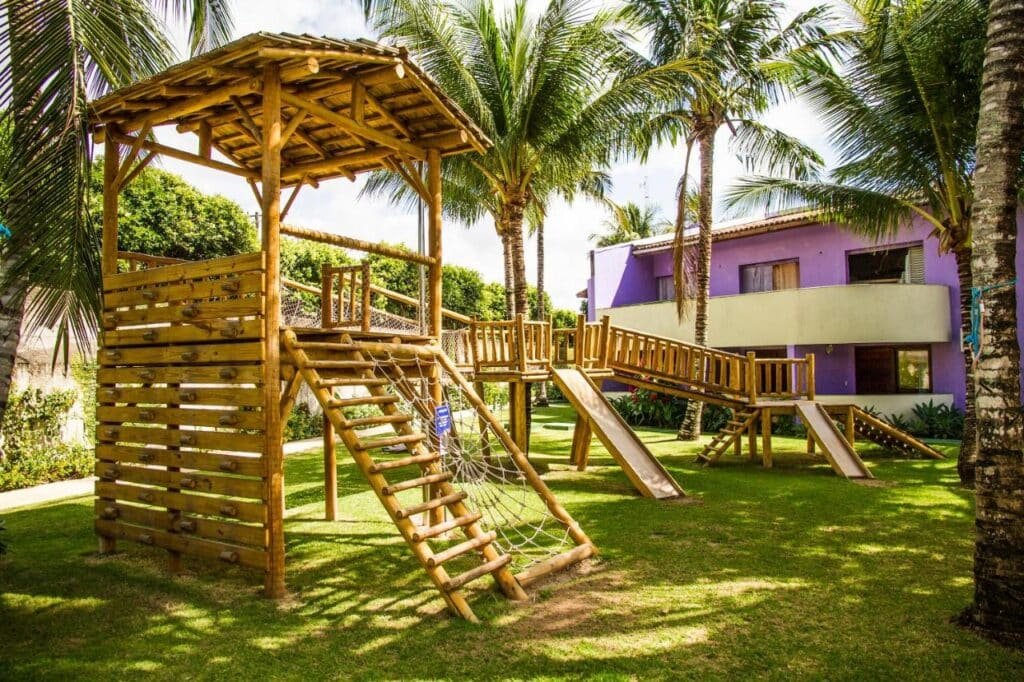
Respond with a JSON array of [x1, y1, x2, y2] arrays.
[[147, 0, 836, 310]]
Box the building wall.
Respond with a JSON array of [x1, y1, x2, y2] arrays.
[[590, 212, 1024, 412]]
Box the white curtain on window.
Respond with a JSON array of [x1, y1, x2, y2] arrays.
[[741, 264, 773, 293]]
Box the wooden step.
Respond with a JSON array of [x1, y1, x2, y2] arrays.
[[369, 451, 440, 473], [412, 512, 483, 542], [443, 554, 512, 592], [396, 491, 467, 519], [344, 414, 412, 429], [357, 433, 426, 451], [382, 471, 452, 496], [328, 394, 399, 408], [426, 531, 498, 568]]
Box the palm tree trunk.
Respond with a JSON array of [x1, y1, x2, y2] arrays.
[[954, 247, 980, 486], [0, 269, 25, 459], [535, 217, 549, 407], [507, 200, 529, 317], [959, 0, 1024, 643], [678, 125, 715, 440], [501, 227, 514, 319]]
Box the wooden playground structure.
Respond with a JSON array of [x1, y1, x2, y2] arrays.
[[87, 33, 942, 622]]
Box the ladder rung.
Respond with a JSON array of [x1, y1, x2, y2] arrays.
[[304, 359, 375, 370], [316, 376, 389, 387], [382, 471, 452, 496], [344, 414, 412, 429], [396, 491, 466, 519], [426, 531, 497, 568], [358, 433, 426, 451], [412, 512, 482, 542], [329, 395, 399, 408], [369, 451, 440, 473], [443, 553, 512, 592], [293, 341, 361, 352]]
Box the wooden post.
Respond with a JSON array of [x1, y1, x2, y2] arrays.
[[805, 352, 816, 400], [747, 417, 758, 461], [570, 417, 593, 471], [261, 63, 286, 599], [97, 130, 120, 556], [807, 431, 816, 455], [515, 313, 528, 374], [426, 148, 443, 340], [101, 130, 121, 279], [761, 408, 773, 468], [360, 260, 372, 332], [599, 315, 612, 368], [509, 381, 529, 453], [845, 405, 856, 447], [575, 314, 586, 369], [746, 352, 757, 405], [323, 413, 337, 521], [320, 267, 333, 327]]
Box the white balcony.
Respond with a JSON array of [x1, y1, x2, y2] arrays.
[[597, 283, 952, 347]]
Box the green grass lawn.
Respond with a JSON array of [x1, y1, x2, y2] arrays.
[[2, 404, 1023, 680]]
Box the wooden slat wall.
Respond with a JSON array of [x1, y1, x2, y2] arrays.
[[95, 252, 270, 572]]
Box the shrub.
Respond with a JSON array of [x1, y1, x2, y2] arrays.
[[284, 403, 324, 441], [773, 415, 807, 438], [609, 388, 688, 429], [701, 404, 733, 433], [0, 388, 92, 492], [887, 400, 964, 440]]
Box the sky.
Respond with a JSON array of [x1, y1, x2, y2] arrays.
[[149, 0, 839, 310]]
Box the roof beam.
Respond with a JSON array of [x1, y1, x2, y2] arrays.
[[107, 130, 261, 180], [280, 91, 425, 159], [281, 147, 392, 183]]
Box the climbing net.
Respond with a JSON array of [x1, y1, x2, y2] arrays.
[[280, 283, 423, 333], [357, 344, 580, 571]]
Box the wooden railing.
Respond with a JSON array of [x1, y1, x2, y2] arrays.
[[754, 356, 815, 400], [321, 262, 371, 330], [116, 250, 186, 272], [468, 314, 551, 374]]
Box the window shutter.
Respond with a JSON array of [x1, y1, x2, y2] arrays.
[[906, 245, 925, 284]]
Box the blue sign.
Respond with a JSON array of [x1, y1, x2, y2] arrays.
[[435, 404, 452, 437], [0, 223, 10, 240]]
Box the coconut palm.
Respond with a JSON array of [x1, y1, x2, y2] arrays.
[[362, 0, 695, 318], [624, 0, 832, 439], [591, 199, 671, 247], [727, 0, 989, 483], [960, 0, 1024, 642], [0, 1, 233, 423]]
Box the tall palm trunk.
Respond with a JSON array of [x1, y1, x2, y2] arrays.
[[960, 0, 1024, 643], [535, 217, 549, 406], [0, 265, 25, 457], [678, 124, 716, 440], [953, 246, 980, 486], [501, 227, 514, 319], [506, 199, 529, 317]]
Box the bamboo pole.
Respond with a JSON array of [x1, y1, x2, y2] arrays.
[[261, 63, 286, 599], [281, 224, 436, 265], [360, 261, 372, 332], [427, 149, 443, 339], [324, 414, 337, 521]]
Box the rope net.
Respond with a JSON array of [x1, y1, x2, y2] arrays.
[[353, 344, 578, 572]]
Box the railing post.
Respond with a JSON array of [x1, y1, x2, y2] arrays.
[[805, 353, 816, 400], [320, 266, 333, 328], [470, 318, 480, 374], [515, 313, 528, 373], [599, 315, 612, 369], [360, 260, 372, 332], [575, 314, 586, 370], [746, 352, 757, 405]]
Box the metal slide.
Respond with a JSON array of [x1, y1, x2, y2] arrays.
[[795, 401, 873, 479], [552, 367, 685, 498]]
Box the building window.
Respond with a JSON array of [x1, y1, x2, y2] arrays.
[[847, 244, 924, 284], [739, 260, 799, 293], [656, 275, 675, 301], [855, 346, 932, 394]]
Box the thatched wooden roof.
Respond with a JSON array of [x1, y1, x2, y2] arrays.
[[89, 33, 489, 185]]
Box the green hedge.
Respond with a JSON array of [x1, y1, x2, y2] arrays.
[[0, 389, 91, 492]]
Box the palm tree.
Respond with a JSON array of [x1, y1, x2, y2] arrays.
[[362, 0, 694, 318], [959, 0, 1024, 643], [0, 1, 233, 423], [624, 0, 831, 439], [727, 0, 989, 484], [591, 199, 672, 247]]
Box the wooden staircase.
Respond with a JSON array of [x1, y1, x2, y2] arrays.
[[282, 330, 527, 621], [696, 408, 761, 465], [849, 406, 944, 460]]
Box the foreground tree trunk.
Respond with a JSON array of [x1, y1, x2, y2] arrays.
[[678, 125, 715, 440], [954, 247, 980, 486], [0, 271, 25, 456], [959, 0, 1024, 644], [500, 227, 514, 319], [535, 217, 549, 406], [507, 199, 529, 317]]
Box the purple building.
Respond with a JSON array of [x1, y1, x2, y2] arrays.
[[587, 210, 1024, 417]]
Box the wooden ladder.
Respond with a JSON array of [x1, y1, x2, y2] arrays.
[[696, 408, 761, 465], [281, 330, 527, 621]]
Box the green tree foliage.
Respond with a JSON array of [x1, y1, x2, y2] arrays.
[[591, 200, 671, 247], [89, 161, 257, 261]]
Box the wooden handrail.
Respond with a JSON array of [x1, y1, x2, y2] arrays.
[[282, 224, 437, 266]]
